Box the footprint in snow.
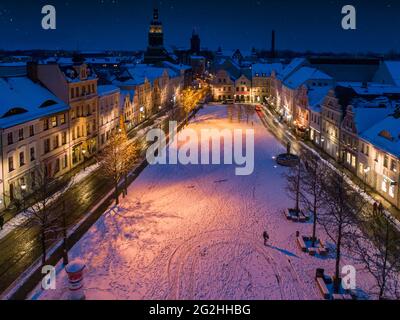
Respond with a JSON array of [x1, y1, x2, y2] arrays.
[[214, 179, 228, 184]]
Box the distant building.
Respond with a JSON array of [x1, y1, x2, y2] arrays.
[[190, 30, 201, 55], [144, 8, 171, 64], [98, 85, 120, 150], [190, 56, 206, 78], [309, 57, 381, 82]]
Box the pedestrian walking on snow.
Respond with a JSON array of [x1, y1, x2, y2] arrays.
[[378, 202, 384, 215], [263, 231, 269, 246], [0, 215, 4, 231], [373, 202, 378, 215]]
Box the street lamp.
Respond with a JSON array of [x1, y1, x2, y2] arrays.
[[20, 183, 27, 212], [363, 167, 370, 192], [82, 149, 87, 171]]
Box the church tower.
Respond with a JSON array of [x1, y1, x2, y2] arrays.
[[148, 8, 164, 49], [144, 7, 168, 64], [190, 29, 201, 55]]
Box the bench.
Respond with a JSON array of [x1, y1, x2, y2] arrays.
[[308, 248, 317, 256], [332, 293, 353, 301], [316, 277, 330, 300], [297, 237, 307, 252], [284, 210, 292, 220], [317, 242, 328, 256]]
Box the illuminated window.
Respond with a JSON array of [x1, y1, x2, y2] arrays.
[[389, 184, 395, 198], [382, 179, 388, 193]]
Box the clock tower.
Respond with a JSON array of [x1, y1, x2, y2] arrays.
[[144, 8, 168, 64]]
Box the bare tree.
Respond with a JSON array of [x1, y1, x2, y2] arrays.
[[319, 170, 363, 294], [353, 207, 400, 299], [283, 161, 305, 217], [97, 128, 138, 205], [19, 164, 63, 265], [300, 150, 327, 246]]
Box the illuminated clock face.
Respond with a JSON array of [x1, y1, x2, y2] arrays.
[[150, 26, 162, 33]]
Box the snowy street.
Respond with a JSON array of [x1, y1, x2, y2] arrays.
[[31, 104, 375, 300]]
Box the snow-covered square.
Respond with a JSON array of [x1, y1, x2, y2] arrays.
[[31, 104, 375, 300]]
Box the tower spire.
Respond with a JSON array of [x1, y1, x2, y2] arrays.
[[271, 30, 276, 59], [153, 7, 159, 22]]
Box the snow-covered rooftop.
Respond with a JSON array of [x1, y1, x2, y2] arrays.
[[98, 85, 120, 97], [127, 65, 168, 85], [162, 61, 191, 72], [251, 63, 284, 77], [0, 77, 69, 128], [362, 116, 400, 157], [384, 61, 400, 87], [284, 66, 332, 89], [338, 81, 400, 95], [354, 108, 394, 135], [307, 86, 332, 112], [279, 58, 307, 80]]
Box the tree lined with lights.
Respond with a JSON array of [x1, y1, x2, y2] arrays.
[[97, 121, 138, 205], [181, 88, 198, 118]]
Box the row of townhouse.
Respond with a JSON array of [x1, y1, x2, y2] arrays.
[[0, 59, 192, 210], [212, 57, 400, 209], [110, 62, 190, 124], [270, 58, 400, 209], [0, 62, 121, 209], [315, 86, 400, 209]]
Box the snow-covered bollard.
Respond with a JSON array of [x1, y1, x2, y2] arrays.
[[65, 259, 86, 300]]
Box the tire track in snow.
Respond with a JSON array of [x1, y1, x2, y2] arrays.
[[166, 229, 301, 300]]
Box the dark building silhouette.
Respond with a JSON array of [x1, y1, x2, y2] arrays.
[[144, 8, 169, 64], [190, 30, 201, 55], [271, 30, 276, 59]]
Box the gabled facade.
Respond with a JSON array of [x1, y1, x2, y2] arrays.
[[320, 90, 343, 160]]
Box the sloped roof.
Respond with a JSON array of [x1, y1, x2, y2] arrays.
[[384, 61, 400, 86], [362, 116, 400, 157], [338, 81, 400, 95], [307, 86, 332, 112], [0, 77, 69, 128], [252, 63, 284, 77], [354, 107, 394, 134], [98, 85, 120, 97], [127, 65, 168, 85], [279, 58, 308, 80], [284, 67, 332, 89]]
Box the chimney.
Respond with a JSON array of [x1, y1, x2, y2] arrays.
[[27, 61, 39, 83], [271, 30, 276, 59]]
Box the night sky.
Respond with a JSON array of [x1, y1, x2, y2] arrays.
[[0, 0, 398, 53]]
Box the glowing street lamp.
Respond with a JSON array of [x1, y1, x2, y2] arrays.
[[20, 183, 27, 212], [82, 149, 87, 171]]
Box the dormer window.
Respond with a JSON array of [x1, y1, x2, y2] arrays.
[[2, 107, 28, 118], [379, 130, 394, 141], [80, 65, 88, 80]]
